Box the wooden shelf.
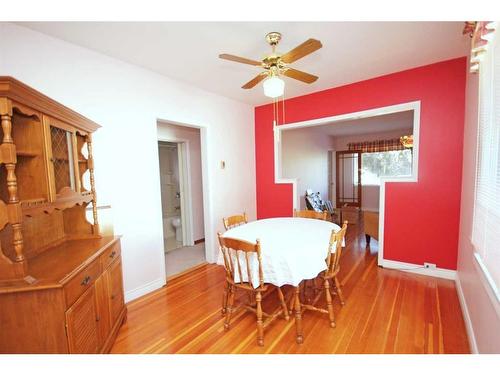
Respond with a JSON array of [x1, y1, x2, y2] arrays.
[[21, 192, 94, 217], [16, 150, 40, 157], [20, 198, 48, 207]]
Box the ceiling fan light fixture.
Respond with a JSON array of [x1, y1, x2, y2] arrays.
[[263, 75, 285, 98], [219, 32, 321, 96]]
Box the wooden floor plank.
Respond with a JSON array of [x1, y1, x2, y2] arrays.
[[111, 223, 470, 354]]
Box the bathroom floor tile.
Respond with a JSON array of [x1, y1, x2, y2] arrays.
[[165, 236, 183, 252], [165, 242, 206, 277]]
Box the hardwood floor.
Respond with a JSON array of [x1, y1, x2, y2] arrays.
[[111, 223, 470, 354]]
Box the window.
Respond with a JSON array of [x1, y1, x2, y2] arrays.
[[472, 23, 500, 302], [361, 149, 412, 185]]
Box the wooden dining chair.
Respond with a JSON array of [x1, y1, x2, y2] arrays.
[[217, 233, 289, 346], [223, 212, 248, 230], [294, 209, 328, 221], [221, 213, 248, 314], [323, 221, 348, 308], [296, 221, 348, 328]]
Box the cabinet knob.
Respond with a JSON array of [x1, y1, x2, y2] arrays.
[[80, 276, 91, 286], [111, 294, 115, 300], [109, 251, 116, 258], [96, 316, 100, 322]]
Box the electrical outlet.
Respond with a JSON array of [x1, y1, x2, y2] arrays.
[[424, 262, 436, 269]]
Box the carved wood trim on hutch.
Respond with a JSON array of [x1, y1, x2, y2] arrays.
[[0, 77, 126, 353]]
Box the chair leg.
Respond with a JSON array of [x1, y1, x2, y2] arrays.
[[256, 291, 264, 346], [277, 287, 290, 321], [294, 287, 304, 344], [312, 276, 321, 297], [334, 276, 346, 306], [246, 291, 254, 306], [221, 281, 228, 315], [303, 280, 312, 302], [289, 288, 296, 313], [324, 279, 336, 328], [224, 286, 235, 331]]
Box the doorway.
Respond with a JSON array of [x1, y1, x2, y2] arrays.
[[158, 141, 183, 251], [157, 122, 206, 278], [276, 102, 420, 265]]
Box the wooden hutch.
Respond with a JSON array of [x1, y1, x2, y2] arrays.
[[0, 77, 126, 353]]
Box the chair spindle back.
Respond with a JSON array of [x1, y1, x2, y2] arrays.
[[217, 233, 264, 289]]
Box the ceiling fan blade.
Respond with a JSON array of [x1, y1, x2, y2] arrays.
[[282, 68, 318, 84], [219, 54, 262, 66], [280, 39, 322, 64], [242, 73, 267, 89]]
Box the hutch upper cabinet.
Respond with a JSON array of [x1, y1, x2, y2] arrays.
[[0, 77, 126, 353]]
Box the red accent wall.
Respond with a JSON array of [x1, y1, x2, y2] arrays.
[[255, 57, 467, 270]]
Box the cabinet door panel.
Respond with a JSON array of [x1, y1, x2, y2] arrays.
[[107, 259, 125, 326], [94, 274, 111, 349], [65, 286, 99, 354]]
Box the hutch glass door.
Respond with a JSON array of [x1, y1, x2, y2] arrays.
[[48, 123, 77, 195]]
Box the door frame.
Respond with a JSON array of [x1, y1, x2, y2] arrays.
[[336, 150, 362, 208], [156, 119, 211, 267], [274, 101, 421, 266]]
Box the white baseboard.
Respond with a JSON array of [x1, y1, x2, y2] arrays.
[[124, 277, 166, 303], [381, 259, 457, 280], [455, 276, 479, 353]]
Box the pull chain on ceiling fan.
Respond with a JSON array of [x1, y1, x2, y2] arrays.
[[219, 32, 322, 98]]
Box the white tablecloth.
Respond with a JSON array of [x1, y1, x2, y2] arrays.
[[219, 217, 341, 288]]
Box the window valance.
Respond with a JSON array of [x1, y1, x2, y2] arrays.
[[347, 138, 405, 153]]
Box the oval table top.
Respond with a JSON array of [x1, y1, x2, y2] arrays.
[[220, 217, 341, 287]]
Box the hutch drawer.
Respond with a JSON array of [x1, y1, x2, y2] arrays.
[[100, 240, 121, 270], [64, 258, 101, 307]]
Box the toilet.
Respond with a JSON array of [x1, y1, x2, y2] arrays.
[[171, 217, 182, 242]]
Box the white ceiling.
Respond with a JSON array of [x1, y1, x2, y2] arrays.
[[18, 22, 468, 105], [283, 111, 414, 137]]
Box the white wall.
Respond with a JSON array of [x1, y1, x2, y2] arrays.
[[157, 123, 204, 241], [281, 128, 334, 210], [456, 61, 500, 353], [0, 23, 256, 302], [333, 128, 411, 212]]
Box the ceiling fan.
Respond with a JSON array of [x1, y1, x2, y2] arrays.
[[219, 32, 322, 98]]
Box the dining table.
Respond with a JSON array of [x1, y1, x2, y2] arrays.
[[220, 216, 342, 343]]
